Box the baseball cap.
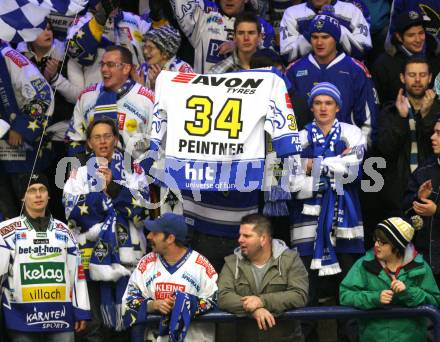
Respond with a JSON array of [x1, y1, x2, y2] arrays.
[[144, 213, 188, 242]]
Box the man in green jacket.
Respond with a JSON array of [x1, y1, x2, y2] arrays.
[[340, 217, 440, 342], [218, 213, 309, 341]]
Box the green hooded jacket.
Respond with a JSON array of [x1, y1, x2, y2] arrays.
[[340, 246, 440, 342]]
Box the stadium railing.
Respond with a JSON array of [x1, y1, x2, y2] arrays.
[[137, 305, 440, 340]]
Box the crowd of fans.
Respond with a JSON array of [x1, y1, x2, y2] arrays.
[[0, 0, 440, 341]]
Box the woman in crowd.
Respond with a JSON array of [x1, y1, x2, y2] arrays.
[[132, 24, 193, 91], [340, 217, 440, 342]]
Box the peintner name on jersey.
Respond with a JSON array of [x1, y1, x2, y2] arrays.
[[153, 70, 302, 191]]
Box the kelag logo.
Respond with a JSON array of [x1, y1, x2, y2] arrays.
[[20, 262, 65, 285]]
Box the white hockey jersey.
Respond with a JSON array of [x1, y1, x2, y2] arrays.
[[66, 81, 154, 159], [0, 216, 90, 332], [123, 249, 217, 341], [149, 70, 301, 191]]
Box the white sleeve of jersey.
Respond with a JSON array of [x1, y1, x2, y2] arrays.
[[279, 8, 312, 62], [52, 73, 83, 104], [150, 73, 168, 149], [6, 51, 55, 119], [169, 0, 204, 46], [66, 92, 88, 143], [338, 5, 372, 55], [321, 124, 366, 176], [122, 257, 154, 317], [67, 231, 91, 314], [67, 58, 87, 90], [0, 229, 11, 297], [197, 255, 218, 300], [263, 74, 301, 158], [136, 13, 152, 35]]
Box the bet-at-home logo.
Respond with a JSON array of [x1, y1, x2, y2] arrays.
[[20, 262, 65, 285]]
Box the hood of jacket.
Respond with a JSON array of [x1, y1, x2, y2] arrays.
[[233, 238, 289, 261]]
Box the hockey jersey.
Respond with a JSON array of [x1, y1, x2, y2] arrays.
[[66, 81, 154, 159], [280, 0, 372, 61], [0, 215, 91, 332], [123, 249, 217, 341], [182, 190, 259, 237], [148, 70, 301, 191], [169, 0, 275, 73], [286, 52, 378, 145], [66, 11, 151, 86], [0, 45, 54, 173]]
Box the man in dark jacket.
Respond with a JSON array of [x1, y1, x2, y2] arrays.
[[372, 10, 440, 105], [404, 118, 440, 283], [218, 214, 308, 341], [376, 57, 439, 219]]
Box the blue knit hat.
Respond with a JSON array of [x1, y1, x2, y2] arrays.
[[308, 82, 342, 108], [306, 14, 341, 43]]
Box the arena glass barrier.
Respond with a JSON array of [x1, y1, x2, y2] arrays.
[[132, 304, 440, 340]]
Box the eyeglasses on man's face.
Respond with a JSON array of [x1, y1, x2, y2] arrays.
[[99, 61, 126, 69]]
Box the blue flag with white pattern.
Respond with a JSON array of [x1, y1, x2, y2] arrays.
[[0, 0, 88, 43]]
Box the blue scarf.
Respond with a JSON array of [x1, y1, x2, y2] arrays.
[[0, 42, 19, 124], [93, 79, 135, 122], [158, 291, 198, 342], [169, 291, 198, 342], [305, 121, 342, 276], [87, 152, 132, 331], [302, 120, 364, 275]]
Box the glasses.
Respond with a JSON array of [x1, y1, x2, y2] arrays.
[[90, 133, 114, 142], [27, 187, 48, 195], [99, 61, 125, 69], [374, 238, 388, 247]]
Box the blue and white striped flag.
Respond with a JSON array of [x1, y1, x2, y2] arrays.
[[0, 0, 88, 43]]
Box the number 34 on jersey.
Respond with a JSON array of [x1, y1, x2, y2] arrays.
[[150, 70, 301, 191]]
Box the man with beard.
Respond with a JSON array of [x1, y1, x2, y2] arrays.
[[376, 57, 439, 219], [218, 214, 308, 341], [372, 10, 440, 105]]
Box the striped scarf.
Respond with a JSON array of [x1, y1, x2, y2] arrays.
[[408, 106, 418, 173], [93, 79, 135, 123], [306, 120, 342, 275]]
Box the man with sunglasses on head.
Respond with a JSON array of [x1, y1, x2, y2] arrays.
[[66, 45, 155, 159]]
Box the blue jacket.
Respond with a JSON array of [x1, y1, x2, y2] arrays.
[[285, 52, 379, 145]]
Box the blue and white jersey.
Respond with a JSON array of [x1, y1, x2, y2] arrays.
[[285, 52, 378, 145], [182, 190, 259, 238], [0, 216, 91, 333], [149, 70, 301, 192], [280, 0, 372, 61], [169, 0, 275, 73], [122, 249, 217, 341]]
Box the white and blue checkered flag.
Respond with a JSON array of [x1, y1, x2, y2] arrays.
[[0, 0, 88, 43]]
